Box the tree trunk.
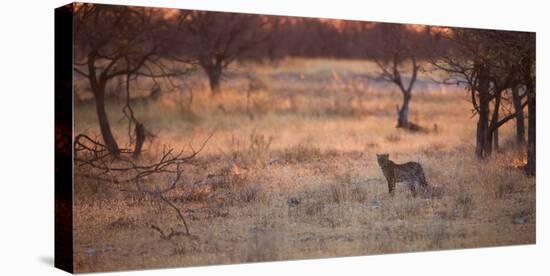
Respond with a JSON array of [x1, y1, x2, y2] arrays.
[[490, 91, 501, 152], [94, 86, 120, 156], [526, 81, 536, 175], [476, 102, 490, 158], [493, 122, 499, 151], [512, 86, 525, 145], [133, 122, 145, 159], [397, 92, 411, 128], [396, 56, 418, 129], [204, 65, 222, 94], [475, 72, 491, 159]]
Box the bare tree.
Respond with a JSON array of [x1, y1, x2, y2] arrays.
[[372, 24, 422, 129], [511, 85, 526, 145], [177, 11, 269, 94], [520, 33, 536, 175], [433, 28, 532, 161], [74, 130, 215, 236], [74, 4, 191, 156]]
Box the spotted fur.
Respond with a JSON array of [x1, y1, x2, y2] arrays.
[[376, 154, 429, 197]]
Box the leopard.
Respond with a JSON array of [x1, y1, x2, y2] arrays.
[[376, 153, 429, 197]]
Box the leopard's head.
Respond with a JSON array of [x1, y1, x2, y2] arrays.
[[376, 153, 389, 166]]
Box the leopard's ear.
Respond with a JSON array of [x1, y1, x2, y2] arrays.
[[378, 153, 389, 160], [376, 153, 389, 160]]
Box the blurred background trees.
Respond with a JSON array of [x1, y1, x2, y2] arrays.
[[176, 11, 270, 94], [73, 4, 535, 174]]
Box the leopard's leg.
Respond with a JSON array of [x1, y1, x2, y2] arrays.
[[388, 178, 396, 196], [410, 183, 417, 197], [418, 168, 429, 187]]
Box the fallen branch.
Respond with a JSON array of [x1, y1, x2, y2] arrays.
[[146, 223, 187, 240]]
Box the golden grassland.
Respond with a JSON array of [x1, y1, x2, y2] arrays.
[[73, 58, 535, 272]]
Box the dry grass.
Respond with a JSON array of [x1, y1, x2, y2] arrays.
[[73, 58, 535, 272]]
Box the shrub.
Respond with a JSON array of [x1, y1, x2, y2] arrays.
[[385, 133, 401, 143], [281, 144, 322, 163], [239, 183, 261, 203], [329, 183, 346, 204], [455, 192, 474, 218], [247, 132, 273, 167]]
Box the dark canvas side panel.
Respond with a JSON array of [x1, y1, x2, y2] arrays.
[[54, 3, 74, 274]]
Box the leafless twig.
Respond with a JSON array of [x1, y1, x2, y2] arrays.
[[75, 129, 216, 237]]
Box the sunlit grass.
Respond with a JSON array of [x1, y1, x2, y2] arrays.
[[73, 58, 534, 272]]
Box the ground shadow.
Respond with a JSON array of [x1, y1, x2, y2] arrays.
[[39, 255, 54, 267]]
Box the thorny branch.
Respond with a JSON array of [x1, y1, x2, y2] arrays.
[[74, 130, 216, 237]]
